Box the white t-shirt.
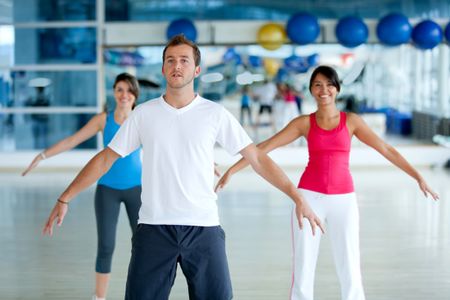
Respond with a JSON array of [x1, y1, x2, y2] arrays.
[[108, 95, 252, 226], [253, 82, 277, 106]]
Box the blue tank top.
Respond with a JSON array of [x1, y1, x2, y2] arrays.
[[241, 94, 251, 107], [98, 112, 142, 189]]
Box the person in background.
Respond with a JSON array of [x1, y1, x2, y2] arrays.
[[294, 88, 305, 115], [281, 83, 300, 127], [273, 82, 287, 132], [253, 78, 277, 132], [239, 84, 253, 126], [27, 78, 51, 149]]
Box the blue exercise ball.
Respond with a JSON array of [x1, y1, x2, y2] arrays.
[[248, 55, 263, 68], [286, 12, 320, 45], [412, 20, 443, 50], [376, 13, 412, 46], [223, 48, 242, 65], [284, 55, 309, 73], [166, 19, 197, 42], [445, 22, 450, 43], [223, 48, 237, 62], [307, 53, 319, 66], [335, 16, 368, 48]]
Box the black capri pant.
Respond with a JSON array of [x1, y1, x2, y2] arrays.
[[94, 184, 141, 273]]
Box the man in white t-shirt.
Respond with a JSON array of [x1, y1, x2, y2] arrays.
[[43, 35, 323, 300]]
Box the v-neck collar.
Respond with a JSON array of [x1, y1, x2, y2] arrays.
[[159, 94, 200, 115]]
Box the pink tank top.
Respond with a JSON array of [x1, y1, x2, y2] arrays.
[[284, 90, 296, 103], [298, 112, 354, 194]]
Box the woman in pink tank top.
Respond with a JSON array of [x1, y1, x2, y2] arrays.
[[216, 65, 438, 300]]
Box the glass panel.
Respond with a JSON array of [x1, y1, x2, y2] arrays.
[[0, 0, 13, 24], [5, 70, 97, 108], [0, 26, 14, 67], [448, 50, 450, 118], [105, 0, 130, 21], [0, 113, 97, 151], [0, 70, 12, 109], [13, 0, 96, 22], [15, 28, 96, 65]]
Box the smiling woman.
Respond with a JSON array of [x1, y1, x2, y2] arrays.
[[215, 64, 439, 300], [309, 67, 340, 109], [22, 72, 142, 300]]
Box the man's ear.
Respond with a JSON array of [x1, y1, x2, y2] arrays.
[[194, 65, 201, 78]]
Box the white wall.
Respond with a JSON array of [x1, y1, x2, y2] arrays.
[[104, 19, 449, 46], [2, 145, 448, 171]]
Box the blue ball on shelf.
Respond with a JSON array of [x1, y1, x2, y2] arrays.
[[335, 16, 368, 48], [286, 12, 320, 45], [445, 22, 450, 43], [412, 20, 443, 50], [166, 19, 197, 42], [376, 13, 412, 46]]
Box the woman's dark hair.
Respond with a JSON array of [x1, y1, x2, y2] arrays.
[[309, 65, 341, 92], [113, 72, 140, 109]]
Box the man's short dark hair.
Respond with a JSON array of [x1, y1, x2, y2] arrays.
[[162, 34, 201, 67]]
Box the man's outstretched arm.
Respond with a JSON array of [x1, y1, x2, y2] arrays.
[[239, 144, 324, 235], [43, 147, 120, 236]]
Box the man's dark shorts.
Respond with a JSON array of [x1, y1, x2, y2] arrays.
[[125, 224, 233, 300]]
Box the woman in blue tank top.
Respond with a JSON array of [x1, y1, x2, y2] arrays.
[[23, 73, 142, 300]]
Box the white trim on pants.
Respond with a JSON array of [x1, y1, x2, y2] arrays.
[[290, 188, 365, 300]]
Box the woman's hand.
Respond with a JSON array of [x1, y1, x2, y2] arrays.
[[214, 163, 221, 177], [417, 179, 439, 201], [22, 154, 44, 176], [215, 170, 232, 193], [42, 201, 69, 236]]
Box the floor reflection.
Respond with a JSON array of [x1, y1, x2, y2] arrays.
[[0, 167, 448, 299]]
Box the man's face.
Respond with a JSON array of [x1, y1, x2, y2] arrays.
[[162, 44, 200, 90]]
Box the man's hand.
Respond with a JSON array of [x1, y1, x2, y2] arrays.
[[295, 201, 325, 236]]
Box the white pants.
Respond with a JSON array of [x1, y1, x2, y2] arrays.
[[290, 189, 365, 300]]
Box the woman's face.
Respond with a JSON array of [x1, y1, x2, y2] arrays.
[[310, 73, 338, 106], [114, 80, 136, 109]]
